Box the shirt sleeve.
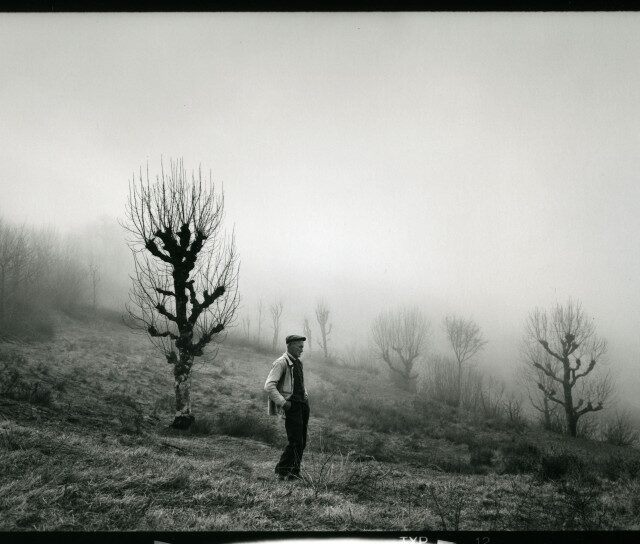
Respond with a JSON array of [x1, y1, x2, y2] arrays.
[[264, 360, 287, 407]]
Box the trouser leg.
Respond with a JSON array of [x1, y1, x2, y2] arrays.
[[275, 402, 304, 476], [294, 402, 310, 475]]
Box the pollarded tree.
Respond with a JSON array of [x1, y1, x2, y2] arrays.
[[525, 299, 609, 437], [372, 307, 429, 392], [123, 158, 239, 430], [444, 315, 487, 409]]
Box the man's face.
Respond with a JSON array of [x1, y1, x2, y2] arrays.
[[288, 340, 304, 358]]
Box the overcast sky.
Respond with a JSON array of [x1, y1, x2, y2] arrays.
[[1, 13, 640, 403]]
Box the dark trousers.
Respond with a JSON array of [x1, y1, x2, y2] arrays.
[[275, 400, 310, 476]]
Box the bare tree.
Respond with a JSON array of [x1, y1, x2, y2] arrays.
[[241, 316, 251, 339], [256, 298, 263, 344], [122, 158, 240, 429], [371, 307, 429, 391], [315, 300, 332, 359], [444, 315, 487, 408], [0, 220, 22, 324], [270, 300, 283, 351], [303, 316, 312, 353], [525, 300, 609, 437], [86, 253, 101, 314]]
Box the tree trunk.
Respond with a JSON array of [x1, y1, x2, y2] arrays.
[[172, 371, 194, 429], [172, 348, 195, 429], [543, 396, 552, 430], [567, 412, 578, 437], [456, 360, 462, 409], [562, 358, 577, 437]]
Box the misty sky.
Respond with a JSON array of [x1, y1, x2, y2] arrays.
[[2, 13, 640, 404]]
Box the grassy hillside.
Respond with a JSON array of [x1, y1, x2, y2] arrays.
[[1, 313, 640, 530]]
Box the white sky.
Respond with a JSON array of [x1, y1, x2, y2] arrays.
[[2, 13, 640, 404]]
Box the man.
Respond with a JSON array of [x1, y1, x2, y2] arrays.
[[264, 334, 310, 480]]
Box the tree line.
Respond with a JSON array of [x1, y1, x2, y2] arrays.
[[238, 298, 333, 359], [368, 301, 619, 440], [0, 218, 104, 340]]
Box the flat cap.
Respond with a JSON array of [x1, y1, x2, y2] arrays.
[[285, 334, 306, 344]]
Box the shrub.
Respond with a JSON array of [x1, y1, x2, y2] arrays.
[[188, 416, 216, 435], [434, 457, 478, 474], [0, 363, 28, 398], [552, 475, 612, 529], [601, 410, 639, 447], [539, 411, 565, 434], [597, 454, 640, 481], [538, 450, 586, 481], [427, 477, 471, 530], [576, 415, 600, 440], [0, 309, 55, 343], [0, 362, 53, 406], [214, 411, 278, 445], [500, 440, 541, 474], [441, 426, 476, 447], [351, 432, 390, 461], [29, 381, 53, 406], [302, 447, 389, 500], [470, 445, 494, 467]]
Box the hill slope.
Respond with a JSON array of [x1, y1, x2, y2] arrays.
[[1, 313, 639, 530]]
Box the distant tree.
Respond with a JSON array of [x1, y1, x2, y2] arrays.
[[123, 158, 240, 430], [371, 307, 429, 392], [241, 316, 251, 339], [444, 315, 487, 408], [303, 316, 312, 353], [525, 300, 610, 437], [86, 253, 101, 314], [315, 300, 332, 359], [256, 298, 264, 344], [270, 300, 283, 351], [0, 220, 22, 324]]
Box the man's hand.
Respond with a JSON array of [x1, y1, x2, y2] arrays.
[[283, 401, 292, 411]]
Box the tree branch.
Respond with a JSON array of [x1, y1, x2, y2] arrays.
[[156, 288, 176, 298], [537, 339, 565, 365], [577, 401, 603, 417], [148, 326, 179, 340], [532, 361, 564, 384], [156, 303, 178, 323], [145, 239, 172, 263], [570, 358, 597, 386]]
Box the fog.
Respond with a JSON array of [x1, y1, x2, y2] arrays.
[[2, 13, 640, 409]]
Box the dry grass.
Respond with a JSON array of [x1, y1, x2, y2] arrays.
[[1, 312, 640, 530]]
